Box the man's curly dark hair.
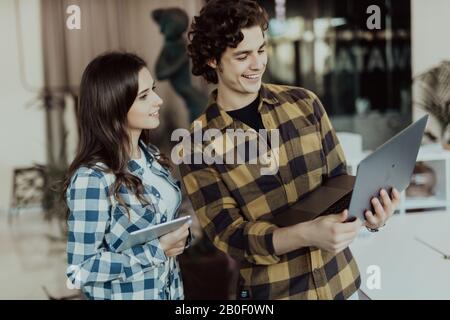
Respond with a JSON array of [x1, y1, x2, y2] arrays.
[[187, 0, 269, 84]]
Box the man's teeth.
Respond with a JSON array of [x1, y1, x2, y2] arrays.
[[242, 74, 259, 79]]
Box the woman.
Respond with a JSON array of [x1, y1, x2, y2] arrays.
[[64, 52, 191, 300]]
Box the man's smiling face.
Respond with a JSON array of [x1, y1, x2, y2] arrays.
[[211, 25, 267, 97]]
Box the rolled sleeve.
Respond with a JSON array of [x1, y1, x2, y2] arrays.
[[179, 162, 280, 265]]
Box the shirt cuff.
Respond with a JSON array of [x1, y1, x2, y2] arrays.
[[184, 227, 194, 249]]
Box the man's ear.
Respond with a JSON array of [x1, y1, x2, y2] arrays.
[[207, 58, 217, 69]]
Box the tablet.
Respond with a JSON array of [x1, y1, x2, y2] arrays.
[[118, 215, 192, 252]]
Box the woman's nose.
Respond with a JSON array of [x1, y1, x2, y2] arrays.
[[155, 94, 163, 107]]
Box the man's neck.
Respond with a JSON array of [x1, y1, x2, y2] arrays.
[[216, 86, 259, 112]]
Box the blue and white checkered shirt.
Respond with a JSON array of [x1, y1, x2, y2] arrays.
[[66, 142, 186, 300]]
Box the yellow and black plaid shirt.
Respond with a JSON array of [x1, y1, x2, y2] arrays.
[[179, 83, 361, 300]]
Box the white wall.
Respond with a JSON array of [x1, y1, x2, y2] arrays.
[[411, 0, 450, 136], [0, 0, 46, 212], [412, 0, 450, 76]]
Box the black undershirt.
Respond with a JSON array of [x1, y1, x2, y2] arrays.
[[226, 97, 264, 131]]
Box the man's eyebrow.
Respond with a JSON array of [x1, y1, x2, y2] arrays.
[[233, 42, 267, 56]]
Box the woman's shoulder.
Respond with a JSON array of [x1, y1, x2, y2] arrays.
[[69, 164, 115, 189]]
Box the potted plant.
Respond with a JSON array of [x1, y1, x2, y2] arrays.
[[414, 61, 450, 149]]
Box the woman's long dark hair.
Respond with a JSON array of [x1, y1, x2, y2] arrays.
[[63, 52, 169, 215]]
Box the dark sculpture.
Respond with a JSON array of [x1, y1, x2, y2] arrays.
[[152, 8, 207, 122]]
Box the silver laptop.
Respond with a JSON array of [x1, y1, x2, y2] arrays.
[[271, 115, 429, 226], [348, 114, 429, 220]]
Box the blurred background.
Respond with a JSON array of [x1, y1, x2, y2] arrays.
[[1, 0, 450, 300]]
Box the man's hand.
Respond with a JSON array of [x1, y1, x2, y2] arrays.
[[303, 210, 363, 254], [159, 222, 190, 257], [364, 188, 401, 230]]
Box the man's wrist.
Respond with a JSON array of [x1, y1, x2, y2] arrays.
[[294, 221, 312, 248], [273, 222, 311, 255], [366, 222, 386, 232]]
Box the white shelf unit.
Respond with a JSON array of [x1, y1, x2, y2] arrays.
[[345, 143, 450, 214]]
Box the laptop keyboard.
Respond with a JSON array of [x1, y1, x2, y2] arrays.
[[322, 192, 353, 215]]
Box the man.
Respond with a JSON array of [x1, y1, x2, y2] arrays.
[[179, 0, 400, 300]]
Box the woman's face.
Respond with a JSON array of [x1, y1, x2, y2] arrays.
[[127, 67, 163, 130]]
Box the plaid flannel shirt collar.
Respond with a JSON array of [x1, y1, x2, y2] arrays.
[[204, 83, 279, 131], [127, 140, 157, 175]]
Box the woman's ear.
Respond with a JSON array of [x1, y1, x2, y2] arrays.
[[207, 58, 217, 69]]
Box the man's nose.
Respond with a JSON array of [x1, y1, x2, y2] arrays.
[[249, 54, 265, 70]]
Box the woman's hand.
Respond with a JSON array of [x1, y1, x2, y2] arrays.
[[364, 188, 401, 230], [159, 222, 190, 257]]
